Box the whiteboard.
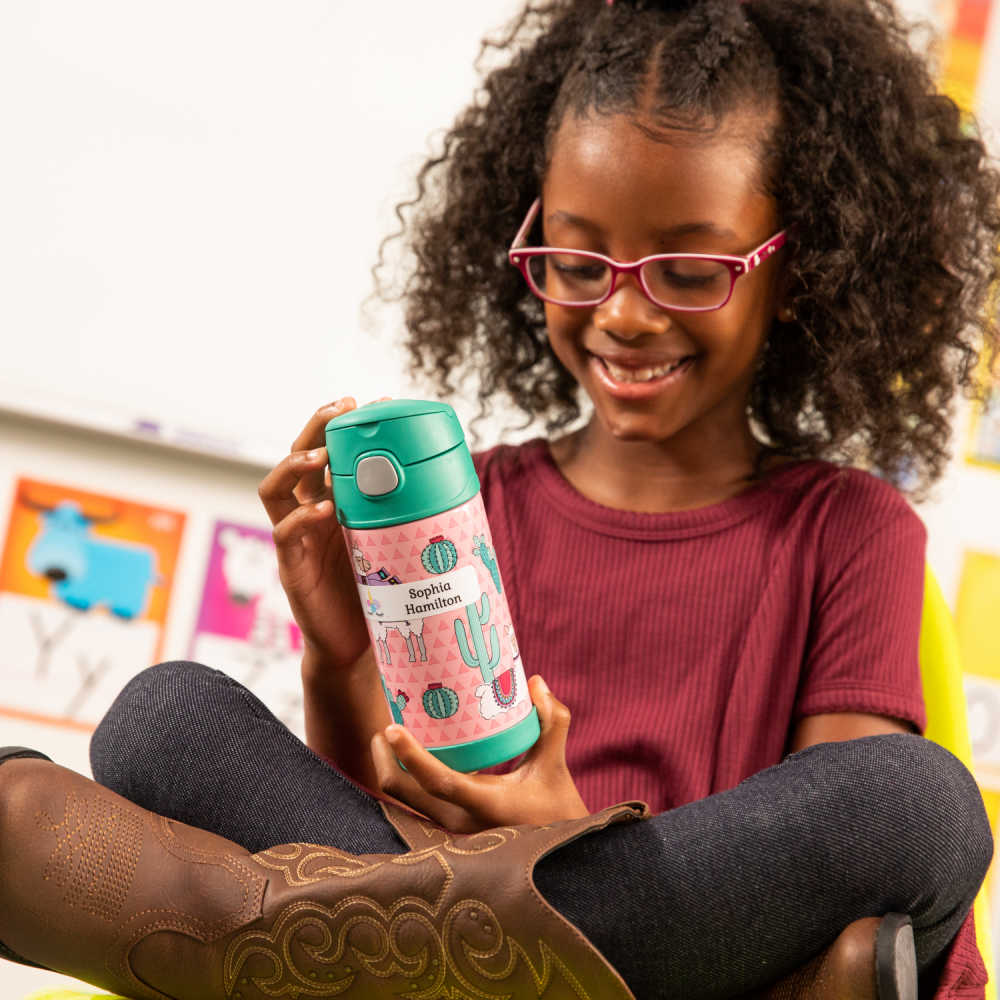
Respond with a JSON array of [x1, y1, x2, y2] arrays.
[[0, 0, 523, 467], [0, 0, 995, 469]]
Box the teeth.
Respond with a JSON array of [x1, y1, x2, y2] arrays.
[[602, 358, 687, 383]]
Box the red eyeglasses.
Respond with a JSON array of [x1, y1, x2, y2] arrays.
[[508, 198, 787, 313]]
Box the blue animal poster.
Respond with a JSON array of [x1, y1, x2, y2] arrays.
[[0, 477, 185, 728]]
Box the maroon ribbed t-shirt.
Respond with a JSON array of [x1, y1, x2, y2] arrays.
[[472, 439, 984, 999], [476, 438, 927, 808]]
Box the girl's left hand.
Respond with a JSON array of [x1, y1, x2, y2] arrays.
[[370, 675, 589, 833]]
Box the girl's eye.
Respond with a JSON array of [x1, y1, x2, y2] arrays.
[[646, 258, 727, 289], [550, 254, 607, 282], [528, 253, 609, 296]]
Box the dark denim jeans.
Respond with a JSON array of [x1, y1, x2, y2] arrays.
[[91, 661, 993, 1000]]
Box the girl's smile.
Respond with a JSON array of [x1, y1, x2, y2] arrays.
[[588, 351, 697, 398], [540, 109, 788, 501]]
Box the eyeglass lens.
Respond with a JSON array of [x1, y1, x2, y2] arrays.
[[526, 252, 733, 309]]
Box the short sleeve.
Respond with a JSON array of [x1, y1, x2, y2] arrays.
[[795, 472, 928, 732]]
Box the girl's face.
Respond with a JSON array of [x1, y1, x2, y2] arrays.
[[540, 110, 786, 451]]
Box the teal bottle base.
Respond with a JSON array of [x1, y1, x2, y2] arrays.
[[426, 708, 540, 773]]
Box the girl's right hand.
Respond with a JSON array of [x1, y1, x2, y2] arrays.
[[258, 398, 370, 668]]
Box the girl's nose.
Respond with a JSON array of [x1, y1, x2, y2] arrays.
[[592, 274, 672, 340]]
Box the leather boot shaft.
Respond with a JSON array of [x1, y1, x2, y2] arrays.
[[0, 755, 649, 999]]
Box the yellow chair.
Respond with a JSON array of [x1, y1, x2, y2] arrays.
[[16, 568, 996, 1000], [921, 567, 997, 1000]]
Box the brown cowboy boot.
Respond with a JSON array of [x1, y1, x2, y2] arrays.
[[0, 747, 647, 999], [746, 913, 918, 1000]]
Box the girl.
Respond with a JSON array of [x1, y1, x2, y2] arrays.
[[1, 0, 998, 997]]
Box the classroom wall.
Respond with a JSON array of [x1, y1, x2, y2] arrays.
[[1, 0, 999, 996]]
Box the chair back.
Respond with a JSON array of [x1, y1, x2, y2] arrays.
[[921, 567, 996, 999]]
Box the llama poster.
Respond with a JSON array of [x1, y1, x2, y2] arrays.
[[0, 477, 184, 728], [189, 520, 305, 737]]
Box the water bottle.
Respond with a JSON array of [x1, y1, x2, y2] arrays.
[[326, 399, 540, 772]]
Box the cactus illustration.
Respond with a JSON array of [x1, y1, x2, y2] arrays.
[[472, 534, 502, 594], [421, 536, 458, 575], [422, 682, 459, 719], [381, 675, 409, 724], [454, 592, 501, 684]]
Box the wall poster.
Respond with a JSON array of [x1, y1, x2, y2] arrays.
[[188, 520, 304, 737], [0, 477, 184, 729]]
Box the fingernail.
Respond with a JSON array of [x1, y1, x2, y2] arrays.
[[536, 675, 550, 694], [385, 725, 402, 744]]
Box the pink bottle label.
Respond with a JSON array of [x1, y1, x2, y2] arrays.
[[344, 494, 530, 750]]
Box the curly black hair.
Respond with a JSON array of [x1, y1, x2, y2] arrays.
[[373, 0, 1000, 495]]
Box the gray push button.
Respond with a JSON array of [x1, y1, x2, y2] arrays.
[[356, 455, 400, 496]]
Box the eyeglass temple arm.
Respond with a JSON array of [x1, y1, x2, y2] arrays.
[[740, 230, 788, 274], [509, 198, 542, 254]]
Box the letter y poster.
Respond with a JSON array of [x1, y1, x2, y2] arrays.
[[0, 477, 184, 728]]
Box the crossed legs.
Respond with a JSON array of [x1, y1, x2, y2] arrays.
[[81, 660, 994, 998]]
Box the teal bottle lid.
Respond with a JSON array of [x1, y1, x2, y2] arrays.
[[326, 399, 480, 529]]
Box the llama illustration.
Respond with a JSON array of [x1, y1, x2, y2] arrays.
[[474, 672, 522, 720], [352, 544, 427, 666], [504, 623, 520, 662]]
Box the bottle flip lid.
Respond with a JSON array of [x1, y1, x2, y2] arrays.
[[326, 399, 479, 528], [325, 399, 463, 476]]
